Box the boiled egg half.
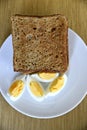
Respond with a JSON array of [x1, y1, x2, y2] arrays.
[[47, 74, 67, 96], [27, 75, 45, 101], [7, 75, 26, 101], [31, 72, 59, 82]]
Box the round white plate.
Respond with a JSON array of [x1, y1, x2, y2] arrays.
[[0, 29, 87, 119]]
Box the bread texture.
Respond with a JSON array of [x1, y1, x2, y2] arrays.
[[11, 14, 68, 74]]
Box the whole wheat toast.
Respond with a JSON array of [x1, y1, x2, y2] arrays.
[[11, 14, 68, 74]]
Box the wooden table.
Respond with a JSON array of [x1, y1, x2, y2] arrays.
[[0, 0, 87, 130]]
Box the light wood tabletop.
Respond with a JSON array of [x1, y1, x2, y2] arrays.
[[0, 0, 87, 130]]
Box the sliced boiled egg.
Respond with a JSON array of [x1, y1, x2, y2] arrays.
[[7, 75, 26, 101], [47, 74, 67, 96], [31, 72, 59, 82], [27, 75, 45, 101]]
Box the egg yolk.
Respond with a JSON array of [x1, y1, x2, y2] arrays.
[[30, 81, 44, 97], [8, 80, 24, 97], [38, 72, 56, 80], [49, 76, 64, 93]]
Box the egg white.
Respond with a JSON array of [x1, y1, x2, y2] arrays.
[[7, 74, 27, 101], [27, 75, 45, 102], [7, 88, 25, 101], [46, 74, 67, 96], [31, 73, 59, 83], [15, 74, 27, 81]]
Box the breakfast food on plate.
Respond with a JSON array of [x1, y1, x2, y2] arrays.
[[11, 14, 68, 74], [10, 14, 68, 101], [47, 74, 67, 96], [27, 75, 45, 101], [7, 73, 67, 101], [7, 75, 26, 101], [31, 72, 59, 82]]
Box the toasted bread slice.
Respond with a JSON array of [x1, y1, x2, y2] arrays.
[[11, 14, 68, 74]]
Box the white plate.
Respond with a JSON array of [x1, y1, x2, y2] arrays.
[[0, 29, 87, 119]]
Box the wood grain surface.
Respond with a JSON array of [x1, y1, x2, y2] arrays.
[[0, 0, 87, 130]]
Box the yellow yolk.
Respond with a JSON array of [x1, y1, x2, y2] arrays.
[[30, 81, 44, 97], [49, 76, 64, 93], [8, 80, 24, 97], [38, 73, 57, 80]]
